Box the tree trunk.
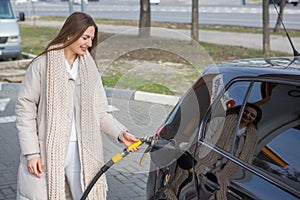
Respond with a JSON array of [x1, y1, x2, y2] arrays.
[[139, 0, 151, 37], [191, 0, 199, 45], [263, 0, 270, 57], [274, 0, 286, 32]]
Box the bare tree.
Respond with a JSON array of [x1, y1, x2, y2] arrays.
[[263, 0, 270, 56], [274, 0, 286, 32], [191, 0, 199, 45], [139, 0, 151, 37]]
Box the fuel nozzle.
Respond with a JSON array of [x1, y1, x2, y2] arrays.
[[139, 135, 157, 166], [140, 135, 157, 146]]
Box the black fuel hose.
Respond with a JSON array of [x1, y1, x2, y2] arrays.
[[80, 140, 143, 200]]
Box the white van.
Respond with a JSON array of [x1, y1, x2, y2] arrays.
[[0, 0, 25, 60]]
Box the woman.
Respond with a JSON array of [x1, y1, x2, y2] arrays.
[[15, 12, 139, 199]]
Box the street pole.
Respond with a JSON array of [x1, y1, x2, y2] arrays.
[[68, 0, 74, 14], [242, 0, 247, 5], [81, 0, 87, 12]]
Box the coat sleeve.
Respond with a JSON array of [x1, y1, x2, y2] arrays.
[[15, 59, 43, 158], [97, 78, 127, 142]]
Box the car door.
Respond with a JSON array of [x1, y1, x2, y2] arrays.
[[196, 77, 300, 199]]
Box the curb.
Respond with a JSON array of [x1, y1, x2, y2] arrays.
[[105, 87, 180, 106], [0, 82, 20, 91], [0, 83, 180, 106], [0, 53, 34, 70], [134, 90, 179, 106]]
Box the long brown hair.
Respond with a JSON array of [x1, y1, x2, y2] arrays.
[[38, 12, 98, 58]]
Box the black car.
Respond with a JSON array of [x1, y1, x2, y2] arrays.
[[269, 0, 299, 6], [146, 57, 300, 200]]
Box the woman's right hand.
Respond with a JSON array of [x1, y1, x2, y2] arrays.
[[27, 158, 43, 178]]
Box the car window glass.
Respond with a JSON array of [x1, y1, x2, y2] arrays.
[[203, 81, 251, 152], [247, 81, 264, 102], [225, 81, 250, 108], [0, 0, 14, 19], [253, 124, 300, 191], [247, 81, 277, 105], [247, 81, 300, 191], [199, 80, 300, 198], [198, 81, 261, 200], [204, 82, 250, 144], [208, 81, 251, 121]]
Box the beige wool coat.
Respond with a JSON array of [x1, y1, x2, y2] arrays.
[[15, 54, 126, 199]]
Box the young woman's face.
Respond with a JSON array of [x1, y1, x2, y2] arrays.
[[241, 106, 257, 124], [68, 26, 95, 56]]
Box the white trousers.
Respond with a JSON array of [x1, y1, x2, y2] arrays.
[[65, 141, 83, 200]]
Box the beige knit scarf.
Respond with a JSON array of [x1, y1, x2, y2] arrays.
[[46, 45, 107, 199]]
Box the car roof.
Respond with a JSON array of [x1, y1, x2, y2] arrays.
[[203, 57, 300, 82]]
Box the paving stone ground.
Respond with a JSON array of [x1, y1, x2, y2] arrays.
[[0, 84, 173, 200]]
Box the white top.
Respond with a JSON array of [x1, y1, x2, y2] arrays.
[[66, 58, 79, 80], [66, 58, 79, 141], [237, 127, 246, 137]]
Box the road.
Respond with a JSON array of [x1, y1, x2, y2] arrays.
[[12, 0, 300, 30]]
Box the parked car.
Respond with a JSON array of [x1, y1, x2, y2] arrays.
[[13, 0, 27, 4], [146, 57, 300, 200], [287, 0, 298, 5], [269, 0, 299, 6], [0, 0, 25, 60], [150, 0, 160, 5]]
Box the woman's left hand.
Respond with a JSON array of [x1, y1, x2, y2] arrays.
[[121, 131, 140, 152]]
